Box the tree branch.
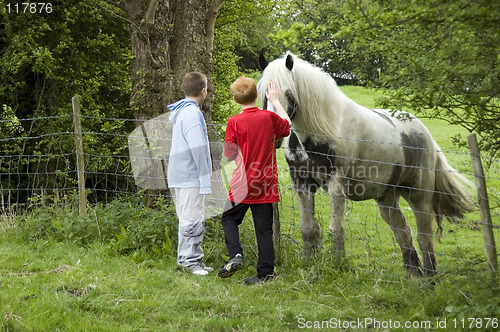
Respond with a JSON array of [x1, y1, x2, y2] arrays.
[[100, 0, 127, 12], [145, 0, 160, 28], [91, 0, 144, 38], [206, 0, 225, 52]]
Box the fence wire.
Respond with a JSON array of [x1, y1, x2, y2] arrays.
[[0, 114, 499, 278]]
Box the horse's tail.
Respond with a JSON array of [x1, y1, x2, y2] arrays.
[[433, 147, 475, 237]]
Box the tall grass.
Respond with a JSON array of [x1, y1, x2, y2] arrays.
[[1, 86, 499, 331]]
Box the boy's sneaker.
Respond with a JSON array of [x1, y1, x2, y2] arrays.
[[244, 274, 274, 285], [217, 254, 244, 278], [177, 264, 212, 276], [201, 263, 214, 273], [190, 266, 209, 276]]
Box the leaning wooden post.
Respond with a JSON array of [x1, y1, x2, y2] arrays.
[[72, 96, 86, 215], [468, 134, 497, 282], [273, 140, 283, 262], [272, 202, 281, 263]]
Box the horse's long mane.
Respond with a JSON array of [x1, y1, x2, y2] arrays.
[[259, 53, 354, 137]]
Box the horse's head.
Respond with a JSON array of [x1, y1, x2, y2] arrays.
[[259, 52, 344, 138], [258, 53, 299, 121]]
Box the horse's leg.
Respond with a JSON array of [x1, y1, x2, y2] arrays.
[[328, 179, 346, 257], [297, 190, 320, 257], [404, 189, 437, 277], [376, 193, 423, 277]]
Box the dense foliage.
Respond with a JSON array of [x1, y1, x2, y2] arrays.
[[0, 0, 132, 141], [212, 0, 281, 126], [18, 195, 178, 256], [341, 0, 500, 159], [270, 0, 380, 85], [0, 0, 133, 203]]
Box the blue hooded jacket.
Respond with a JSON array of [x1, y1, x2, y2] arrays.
[[167, 98, 212, 194]]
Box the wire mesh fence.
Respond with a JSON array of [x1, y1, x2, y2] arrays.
[[1, 110, 499, 280]]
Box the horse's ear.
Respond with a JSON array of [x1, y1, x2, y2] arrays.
[[259, 53, 268, 70], [285, 54, 294, 71]]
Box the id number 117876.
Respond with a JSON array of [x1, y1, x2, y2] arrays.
[[452, 318, 498, 329], [6, 3, 53, 14]]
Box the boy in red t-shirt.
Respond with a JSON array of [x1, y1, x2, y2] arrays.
[[217, 76, 291, 284]]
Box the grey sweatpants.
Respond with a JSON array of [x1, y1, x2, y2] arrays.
[[172, 188, 205, 267]]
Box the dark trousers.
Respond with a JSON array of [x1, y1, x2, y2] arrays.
[[221, 201, 274, 278]]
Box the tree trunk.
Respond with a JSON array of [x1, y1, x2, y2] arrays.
[[123, 0, 225, 205], [125, 0, 223, 121]]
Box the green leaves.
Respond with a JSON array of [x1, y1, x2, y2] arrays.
[[0, 0, 133, 202], [339, 0, 500, 157], [271, 0, 380, 84], [18, 195, 178, 258]]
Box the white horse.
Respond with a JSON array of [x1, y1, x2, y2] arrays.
[[258, 53, 474, 276]]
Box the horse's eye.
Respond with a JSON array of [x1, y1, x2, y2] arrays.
[[285, 90, 297, 107]]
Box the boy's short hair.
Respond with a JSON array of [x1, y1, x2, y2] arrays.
[[231, 77, 258, 105], [182, 72, 207, 97]]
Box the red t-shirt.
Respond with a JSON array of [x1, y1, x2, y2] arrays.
[[224, 107, 290, 204]]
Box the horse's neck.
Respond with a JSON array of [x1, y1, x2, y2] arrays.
[[326, 92, 366, 133], [324, 94, 376, 155], [335, 89, 366, 113]]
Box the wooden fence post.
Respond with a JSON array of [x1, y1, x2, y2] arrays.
[[72, 96, 86, 215], [467, 134, 497, 283], [272, 202, 281, 263]]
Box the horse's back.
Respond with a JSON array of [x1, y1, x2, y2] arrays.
[[333, 107, 440, 200]]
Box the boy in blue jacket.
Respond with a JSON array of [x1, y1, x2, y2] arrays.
[[167, 72, 213, 276]]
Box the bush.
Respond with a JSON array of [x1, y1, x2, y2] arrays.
[[17, 195, 178, 258]]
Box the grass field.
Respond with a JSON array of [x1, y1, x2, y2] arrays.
[[1, 86, 499, 331]]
